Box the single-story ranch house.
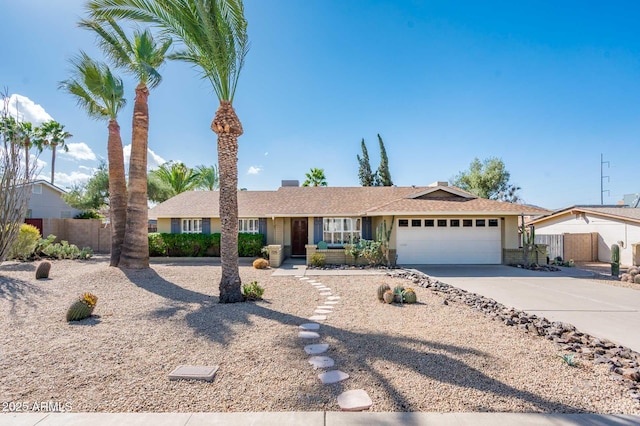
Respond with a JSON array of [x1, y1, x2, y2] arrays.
[[530, 205, 640, 266], [148, 181, 549, 266]]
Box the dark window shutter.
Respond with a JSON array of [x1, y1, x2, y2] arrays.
[[258, 218, 267, 244], [202, 218, 211, 234], [362, 217, 372, 240], [314, 217, 323, 244], [171, 218, 180, 233]]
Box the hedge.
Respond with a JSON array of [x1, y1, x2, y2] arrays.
[[148, 233, 264, 257]]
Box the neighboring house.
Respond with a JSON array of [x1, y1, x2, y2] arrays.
[[149, 181, 548, 265], [622, 193, 640, 208], [530, 206, 640, 266], [26, 180, 82, 220]]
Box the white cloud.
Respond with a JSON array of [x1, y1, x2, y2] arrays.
[[78, 165, 93, 171], [264, 152, 269, 156], [247, 166, 262, 175], [52, 171, 93, 188], [61, 142, 97, 161], [123, 144, 167, 170], [5, 94, 54, 125]]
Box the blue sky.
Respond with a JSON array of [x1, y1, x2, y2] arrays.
[[1, 0, 639, 209]]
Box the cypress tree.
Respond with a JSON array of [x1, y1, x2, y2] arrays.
[[357, 138, 375, 186], [374, 134, 393, 186]]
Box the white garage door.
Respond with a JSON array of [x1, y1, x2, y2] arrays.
[[396, 218, 501, 264]]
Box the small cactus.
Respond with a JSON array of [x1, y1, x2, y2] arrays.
[[383, 289, 394, 304], [66, 292, 98, 322], [403, 289, 417, 304], [393, 286, 405, 303], [611, 244, 620, 263], [377, 284, 391, 301], [35, 260, 51, 279], [253, 258, 269, 269]]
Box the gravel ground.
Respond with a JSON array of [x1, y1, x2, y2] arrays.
[[574, 262, 640, 291], [1, 258, 639, 413]]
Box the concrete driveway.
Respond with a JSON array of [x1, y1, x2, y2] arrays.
[[411, 265, 640, 353]]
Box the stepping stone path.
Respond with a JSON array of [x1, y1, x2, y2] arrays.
[[298, 331, 320, 339], [308, 315, 327, 321], [299, 323, 320, 330], [296, 276, 372, 411], [308, 356, 335, 369], [318, 370, 349, 384], [337, 389, 373, 411], [304, 343, 329, 355]]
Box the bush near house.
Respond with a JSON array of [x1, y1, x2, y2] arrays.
[[148, 233, 264, 257]]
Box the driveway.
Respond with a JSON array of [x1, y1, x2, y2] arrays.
[[411, 265, 640, 353]]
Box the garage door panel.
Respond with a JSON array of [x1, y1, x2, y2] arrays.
[[397, 219, 501, 264]]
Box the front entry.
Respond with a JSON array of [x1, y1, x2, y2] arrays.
[[291, 218, 308, 256]]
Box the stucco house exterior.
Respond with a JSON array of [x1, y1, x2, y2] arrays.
[[530, 206, 640, 266], [149, 181, 548, 266], [26, 180, 82, 220]]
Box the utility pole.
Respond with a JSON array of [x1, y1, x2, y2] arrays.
[[601, 153, 610, 205]]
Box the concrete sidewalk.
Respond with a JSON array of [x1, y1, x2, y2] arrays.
[[2, 412, 639, 425], [413, 265, 640, 353]]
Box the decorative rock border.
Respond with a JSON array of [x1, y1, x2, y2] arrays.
[[389, 269, 640, 403]]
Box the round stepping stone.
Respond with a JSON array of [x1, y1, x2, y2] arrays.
[[308, 356, 335, 369], [337, 389, 373, 411], [299, 323, 320, 330], [308, 315, 327, 321], [299, 331, 320, 339], [327, 296, 340, 300], [318, 370, 349, 384], [314, 309, 332, 314], [325, 301, 340, 305], [304, 343, 329, 355]]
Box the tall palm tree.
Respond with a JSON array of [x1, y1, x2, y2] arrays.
[[59, 52, 128, 266], [80, 17, 172, 269], [88, 0, 249, 303], [302, 168, 327, 187], [17, 122, 37, 179], [193, 164, 219, 190], [151, 161, 198, 195], [37, 121, 72, 186]]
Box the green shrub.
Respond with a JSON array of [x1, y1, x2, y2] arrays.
[[74, 210, 103, 219], [8, 224, 41, 260], [310, 252, 326, 267], [34, 235, 92, 260], [360, 239, 384, 265], [148, 232, 264, 257], [242, 281, 264, 301]]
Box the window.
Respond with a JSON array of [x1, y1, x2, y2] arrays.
[[488, 219, 499, 227], [399, 219, 409, 227], [31, 184, 42, 194], [437, 219, 447, 227], [239, 218, 259, 234], [424, 219, 434, 227], [323, 218, 361, 246], [411, 219, 421, 227], [476, 219, 486, 227], [26, 209, 32, 219], [450, 219, 460, 227], [182, 219, 202, 234], [463, 219, 473, 227]]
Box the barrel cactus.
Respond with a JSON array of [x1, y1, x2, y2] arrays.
[[377, 284, 391, 301], [35, 260, 52, 279], [393, 285, 405, 303], [253, 258, 269, 269], [403, 288, 417, 304], [66, 292, 98, 322], [383, 289, 394, 304]]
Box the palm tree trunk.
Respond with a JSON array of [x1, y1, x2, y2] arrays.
[[24, 144, 29, 180], [107, 119, 127, 266], [120, 83, 150, 269], [212, 100, 243, 303], [50, 144, 56, 185]]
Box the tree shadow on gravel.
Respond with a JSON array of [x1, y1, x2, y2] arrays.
[[0, 275, 46, 315], [118, 268, 592, 414], [0, 262, 36, 272]]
